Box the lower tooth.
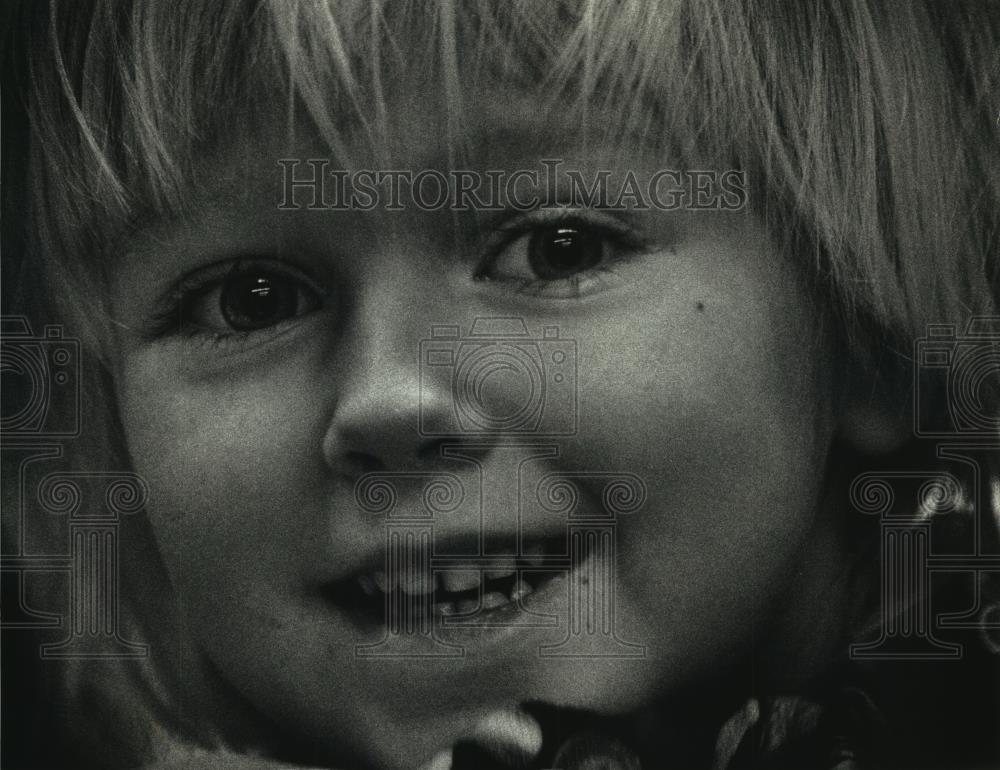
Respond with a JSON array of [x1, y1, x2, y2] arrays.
[[482, 591, 508, 610], [456, 599, 478, 615], [435, 601, 457, 616]]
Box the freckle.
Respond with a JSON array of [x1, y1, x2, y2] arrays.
[[695, 301, 705, 311]]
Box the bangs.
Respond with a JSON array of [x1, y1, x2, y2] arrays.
[[22, 0, 1000, 364], [29, 0, 750, 211]]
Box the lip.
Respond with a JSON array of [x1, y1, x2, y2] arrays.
[[320, 535, 598, 657], [432, 566, 569, 648], [360, 565, 577, 657]]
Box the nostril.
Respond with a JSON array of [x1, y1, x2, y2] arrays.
[[339, 450, 384, 477]]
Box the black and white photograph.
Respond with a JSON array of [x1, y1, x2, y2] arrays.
[[2, 2, 999, 768]]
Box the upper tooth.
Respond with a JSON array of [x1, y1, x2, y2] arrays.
[[372, 570, 396, 592], [442, 569, 481, 593], [486, 557, 516, 579], [522, 544, 546, 565], [400, 568, 437, 595], [357, 575, 377, 596]]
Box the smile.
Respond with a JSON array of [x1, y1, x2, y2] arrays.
[[324, 537, 572, 626]]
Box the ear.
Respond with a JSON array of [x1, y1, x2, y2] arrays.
[[837, 365, 913, 455]]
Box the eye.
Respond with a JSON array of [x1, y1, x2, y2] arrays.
[[219, 269, 311, 331], [525, 226, 604, 280], [159, 259, 325, 340], [478, 209, 646, 298]]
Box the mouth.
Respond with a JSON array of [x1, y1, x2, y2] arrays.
[[322, 535, 571, 628]]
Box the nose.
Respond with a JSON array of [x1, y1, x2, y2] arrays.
[[321, 294, 454, 477]]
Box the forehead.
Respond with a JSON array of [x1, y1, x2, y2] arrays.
[[74, 0, 744, 272], [123, 88, 685, 265], [159, 79, 680, 215], [42, 0, 782, 277], [271, 94, 657, 169]]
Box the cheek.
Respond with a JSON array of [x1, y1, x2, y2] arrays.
[[116, 346, 332, 601], [562, 267, 833, 654]]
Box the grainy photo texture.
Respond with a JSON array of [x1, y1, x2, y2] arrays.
[[2, 2, 999, 769]]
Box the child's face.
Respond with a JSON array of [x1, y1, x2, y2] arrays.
[[111, 87, 845, 768]]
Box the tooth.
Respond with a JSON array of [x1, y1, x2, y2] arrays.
[[510, 576, 533, 602], [482, 591, 508, 609], [400, 567, 435, 595], [441, 569, 481, 593], [487, 557, 516, 579], [434, 601, 457, 616], [456, 599, 478, 615], [357, 575, 377, 596], [373, 570, 395, 593], [523, 544, 546, 565], [423, 749, 453, 770]]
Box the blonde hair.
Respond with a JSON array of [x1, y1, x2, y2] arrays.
[[23, 0, 999, 356], [8, 0, 999, 765]]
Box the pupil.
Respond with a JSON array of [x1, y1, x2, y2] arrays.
[[528, 226, 602, 280], [221, 273, 297, 330]]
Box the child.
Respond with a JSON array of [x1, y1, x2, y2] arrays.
[[2, 1, 998, 768]]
